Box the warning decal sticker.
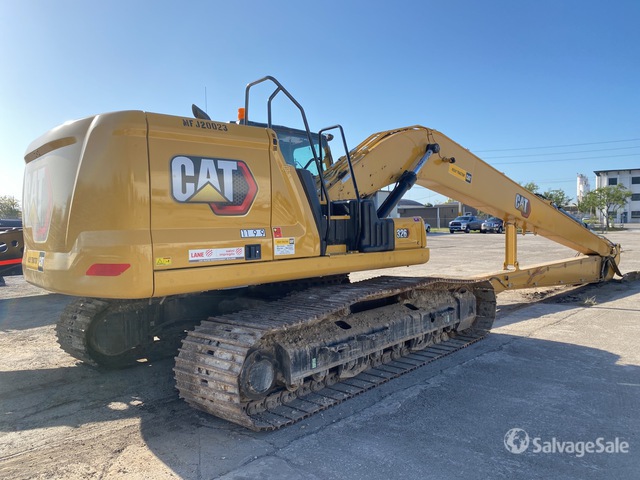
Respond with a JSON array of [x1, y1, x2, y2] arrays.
[[274, 238, 295, 256]]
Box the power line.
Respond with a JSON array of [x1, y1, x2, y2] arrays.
[[492, 153, 640, 165], [484, 145, 640, 159], [533, 179, 576, 186], [475, 137, 640, 153]]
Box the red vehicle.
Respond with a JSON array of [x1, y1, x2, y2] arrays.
[[0, 219, 23, 277]]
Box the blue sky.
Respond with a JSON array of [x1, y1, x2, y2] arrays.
[[1, 0, 639, 206]]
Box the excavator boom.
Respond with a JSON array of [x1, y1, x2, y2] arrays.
[[323, 125, 621, 291]]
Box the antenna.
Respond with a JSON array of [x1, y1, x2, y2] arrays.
[[205, 86, 208, 113]]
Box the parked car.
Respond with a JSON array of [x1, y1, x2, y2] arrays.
[[449, 215, 483, 233], [481, 217, 504, 233]]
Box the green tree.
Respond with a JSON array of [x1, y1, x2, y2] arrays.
[[0, 195, 21, 219], [582, 185, 632, 230], [520, 181, 540, 193], [576, 198, 589, 214], [542, 188, 572, 208]]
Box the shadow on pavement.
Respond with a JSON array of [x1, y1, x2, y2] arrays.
[[0, 294, 71, 331]]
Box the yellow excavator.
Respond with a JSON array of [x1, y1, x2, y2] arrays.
[[22, 77, 621, 430]]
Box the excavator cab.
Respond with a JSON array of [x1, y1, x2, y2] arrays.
[[242, 76, 423, 256], [267, 124, 332, 175]]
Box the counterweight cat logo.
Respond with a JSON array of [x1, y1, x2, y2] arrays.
[[171, 156, 258, 215]]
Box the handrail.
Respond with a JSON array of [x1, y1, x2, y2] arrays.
[[243, 77, 375, 253], [319, 125, 361, 247]]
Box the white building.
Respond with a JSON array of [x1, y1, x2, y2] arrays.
[[576, 173, 590, 202], [594, 168, 640, 224]]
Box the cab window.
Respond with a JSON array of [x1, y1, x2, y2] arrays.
[[273, 127, 329, 176]]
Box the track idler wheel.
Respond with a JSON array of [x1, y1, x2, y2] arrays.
[[239, 350, 277, 400]]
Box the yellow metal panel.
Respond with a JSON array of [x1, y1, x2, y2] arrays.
[[477, 255, 604, 293], [22, 111, 153, 298], [147, 114, 274, 275], [391, 217, 427, 250], [268, 134, 321, 259], [154, 248, 430, 297], [324, 127, 426, 200], [326, 244, 347, 254]]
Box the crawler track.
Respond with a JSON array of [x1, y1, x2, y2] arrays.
[[56, 298, 111, 366], [56, 275, 349, 368], [174, 276, 496, 430], [56, 298, 175, 367]]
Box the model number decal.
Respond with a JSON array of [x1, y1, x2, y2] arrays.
[[241, 229, 266, 238], [26, 250, 45, 272], [448, 164, 472, 184], [182, 118, 228, 131], [396, 228, 409, 238]]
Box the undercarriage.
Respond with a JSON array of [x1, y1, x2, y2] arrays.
[[56, 276, 494, 429], [175, 276, 495, 430]]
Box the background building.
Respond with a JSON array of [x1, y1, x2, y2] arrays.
[[397, 200, 479, 229], [594, 168, 640, 224], [577, 173, 590, 203]]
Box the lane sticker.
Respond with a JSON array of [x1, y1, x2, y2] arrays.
[[189, 247, 245, 263]]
